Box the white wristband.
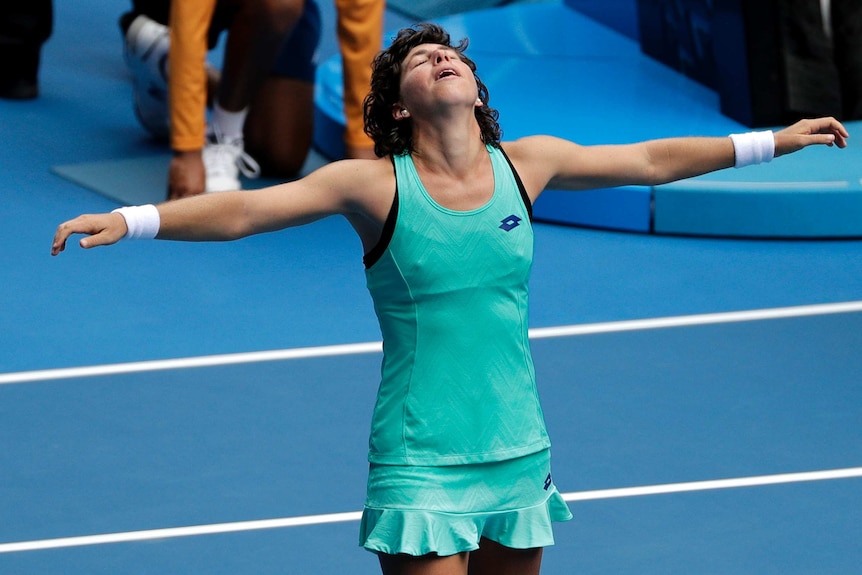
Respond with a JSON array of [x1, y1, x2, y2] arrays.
[[729, 130, 774, 168], [112, 204, 160, 240]]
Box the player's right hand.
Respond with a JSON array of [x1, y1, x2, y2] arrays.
[[51, 212, 128, 256]]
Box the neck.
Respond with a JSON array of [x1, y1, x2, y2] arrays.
[[410, 114, 486, 177]]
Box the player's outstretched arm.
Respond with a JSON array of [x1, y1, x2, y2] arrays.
[[507, 116, 849, 200], [51, 159, 386, 256]]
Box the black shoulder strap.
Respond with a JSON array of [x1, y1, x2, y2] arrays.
[[363, 156, 399, 269], [498, 145, 533, 221]]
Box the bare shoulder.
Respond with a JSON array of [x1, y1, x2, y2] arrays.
[[507, 134, 588, 158], [303, 156, 396, 221], [500, 136, 582, 199]]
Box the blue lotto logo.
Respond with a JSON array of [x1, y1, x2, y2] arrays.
[[499, 215, 522, 231]]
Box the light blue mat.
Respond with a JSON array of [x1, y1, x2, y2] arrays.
[[52, 155, 173, 206]]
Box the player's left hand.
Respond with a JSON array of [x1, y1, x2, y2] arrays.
[[774, 117, 849, 158]]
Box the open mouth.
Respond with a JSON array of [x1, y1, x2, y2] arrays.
[[437, 68, 458, 80]]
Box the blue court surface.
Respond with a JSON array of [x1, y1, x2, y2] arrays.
[[2, 0, 861, 573]]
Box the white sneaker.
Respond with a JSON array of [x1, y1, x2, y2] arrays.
[[124, 15, 170, 138], [203, 129, 261, 193]]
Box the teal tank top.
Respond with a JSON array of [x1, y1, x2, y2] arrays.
[[364, 145, 551, 466]]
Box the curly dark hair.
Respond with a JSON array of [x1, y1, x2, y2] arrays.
[[363, 23, 502, 158]]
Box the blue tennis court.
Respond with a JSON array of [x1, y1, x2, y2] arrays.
[[2, 307, 861, 573], [2, 0, 861, 573]]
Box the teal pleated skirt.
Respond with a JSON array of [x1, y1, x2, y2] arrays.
[[359, 449, 572, 557]]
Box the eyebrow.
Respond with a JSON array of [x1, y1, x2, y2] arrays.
[[407, 45, 454, 62], [407, 48, 432, 62]]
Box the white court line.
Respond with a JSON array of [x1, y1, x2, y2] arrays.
[[0, 342, 383, 386], [1, 467, 860, 554], [2, 300, 862, 386], [526, 300, 862, 340]]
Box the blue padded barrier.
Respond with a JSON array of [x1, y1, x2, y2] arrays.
[[654, 181, 862, 238], [653, 130, 862, 237], [533, 187, 653, 233]]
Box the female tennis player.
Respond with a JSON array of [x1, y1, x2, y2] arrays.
[[52, 23, 848, 575]]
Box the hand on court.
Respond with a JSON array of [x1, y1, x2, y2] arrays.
[[774, 117, 849, 158], [51, 212, 128, 256], [168, 150, 206, 200]]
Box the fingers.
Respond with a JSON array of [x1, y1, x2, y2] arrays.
[[802, 116, 850, 148], [51, 213, 128, 256], [813, 116, 849, 137], [828, 120, 850, 148], [168, 151, 206, 199], [775, 116, 851, 156], [51, 217, 88, 256], [51, 225, 70, 256]]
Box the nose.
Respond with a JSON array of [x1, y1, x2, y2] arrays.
[[433, 49, 451, 64]]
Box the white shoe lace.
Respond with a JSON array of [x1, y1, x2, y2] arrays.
[[203, 128, 261, 192]]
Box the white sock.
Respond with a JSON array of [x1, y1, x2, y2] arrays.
[[210, 102, 248, 143]]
